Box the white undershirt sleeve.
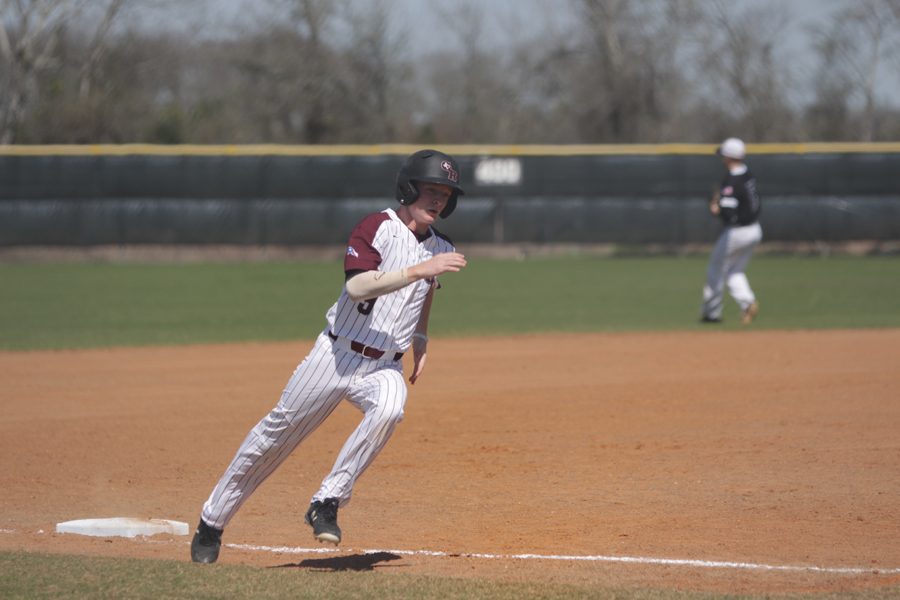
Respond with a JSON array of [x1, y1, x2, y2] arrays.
[[345, 269, 410, 301]]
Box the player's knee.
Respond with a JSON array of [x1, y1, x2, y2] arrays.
[[383, 402, 405, 425], [373, 398, 405, 427]]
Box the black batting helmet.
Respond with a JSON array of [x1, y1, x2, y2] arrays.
[[395, 149, 464, 218]]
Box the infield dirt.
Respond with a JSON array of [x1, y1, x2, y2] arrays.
[[1, 329, 899, 595]]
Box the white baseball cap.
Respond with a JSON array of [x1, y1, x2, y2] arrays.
[[717, 137, 746, 160]]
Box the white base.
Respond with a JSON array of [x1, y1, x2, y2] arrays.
[[56, 517, 189, 538]]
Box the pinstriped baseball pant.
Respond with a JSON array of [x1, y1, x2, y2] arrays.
[[200, 331, 406, 530]]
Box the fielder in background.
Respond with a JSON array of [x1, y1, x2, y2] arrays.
[[700, 137, 762, 325], [191, 149, 468, 564]]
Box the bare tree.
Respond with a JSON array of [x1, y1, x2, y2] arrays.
[[287, 0, 336, 142], [4, 0, 899, 145], [0, 0, 141, 143], [77, 0, 126, 100], [198, 0, 344, 143], [414, 0, 699, 143], [691, 0, 797, 142], [1, 0, 78, 142], [336, 0, 414, 142], [551, 0, 702, 142], [809, 0, 900, 141], [805, 19, 856, 141]]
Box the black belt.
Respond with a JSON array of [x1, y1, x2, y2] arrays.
[[328, 331, 403, 361]]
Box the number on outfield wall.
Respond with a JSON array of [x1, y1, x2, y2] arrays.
[[474, 158, 522, 186]]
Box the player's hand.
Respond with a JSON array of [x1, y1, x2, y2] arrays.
[[709, 192, 721, 215], [408, 335, 428, 384], [409, 252, 467, 281]]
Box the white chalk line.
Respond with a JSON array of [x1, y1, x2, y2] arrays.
[[226, 542, 900, 576], [3, 528, 896, 576]]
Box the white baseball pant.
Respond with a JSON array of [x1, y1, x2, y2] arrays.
[[200, 331, 406, 530], [701, 222, 763, 320]]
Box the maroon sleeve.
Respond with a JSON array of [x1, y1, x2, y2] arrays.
[[344, 212, 389, 272]]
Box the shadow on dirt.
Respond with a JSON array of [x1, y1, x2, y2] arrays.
[[272, 551, 403, 571]]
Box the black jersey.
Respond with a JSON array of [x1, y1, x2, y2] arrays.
[[717, 167, 761, 226]]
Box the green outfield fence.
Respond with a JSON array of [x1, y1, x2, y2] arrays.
[[1, 143, 898, 246]]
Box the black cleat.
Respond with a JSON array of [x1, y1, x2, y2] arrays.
[[305, 498, 342, 545], [700, 316, 722, 324], [191, 519, 223, 564]]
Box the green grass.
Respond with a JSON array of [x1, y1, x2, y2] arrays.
[[1, 256, 899, 350], [436, 254, 900, 334], [2, 551, 898, 600], [0, 262, 340, 350]]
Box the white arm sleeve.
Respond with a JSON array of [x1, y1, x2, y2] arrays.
[[345, 269, 410, 301]]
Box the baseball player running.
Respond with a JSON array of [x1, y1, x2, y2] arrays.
[[191, 149, 467, 564], [700, 137, 762, 325]]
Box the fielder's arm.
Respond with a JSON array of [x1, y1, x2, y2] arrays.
[[709, 189, 721, 216]]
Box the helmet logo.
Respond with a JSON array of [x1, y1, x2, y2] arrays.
[[440, 160, 459, 183]]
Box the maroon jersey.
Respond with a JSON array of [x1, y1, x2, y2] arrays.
[[326, 208, 455, 353]]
